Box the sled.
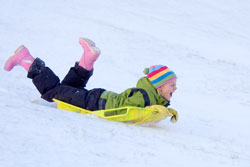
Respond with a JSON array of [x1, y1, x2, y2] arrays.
[[53, 99, 169, 125]]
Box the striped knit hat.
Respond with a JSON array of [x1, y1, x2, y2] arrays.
[[144, 65, 177, 88]]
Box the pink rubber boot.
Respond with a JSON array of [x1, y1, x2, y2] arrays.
[[4, 45, 35, 72], [78, 37, 101, 71]]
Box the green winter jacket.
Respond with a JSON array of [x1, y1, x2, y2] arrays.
[[100, 77, 169, 111]]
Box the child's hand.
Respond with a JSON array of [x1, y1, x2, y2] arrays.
[[168, 108, 178, 123]]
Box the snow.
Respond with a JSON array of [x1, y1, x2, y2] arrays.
[[1, 0, 250, 166]]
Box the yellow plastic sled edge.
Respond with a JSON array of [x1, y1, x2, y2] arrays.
[[53, 98, 169, 124]]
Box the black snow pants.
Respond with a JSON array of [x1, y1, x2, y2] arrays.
[[27, 58, 106, 111]]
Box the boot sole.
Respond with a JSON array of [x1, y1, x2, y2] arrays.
[[4, 45, 25, 70], [79, 37, 99, 56]]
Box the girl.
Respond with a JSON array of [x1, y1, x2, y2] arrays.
[[4, 37, 178, 122]]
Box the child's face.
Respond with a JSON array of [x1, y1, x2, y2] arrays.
[[157, 79, 177, 101]]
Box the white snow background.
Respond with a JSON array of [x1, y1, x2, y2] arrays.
[[1, 0, 250, 166]]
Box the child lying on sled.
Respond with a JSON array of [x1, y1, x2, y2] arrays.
[[4, 37, 178, 123]]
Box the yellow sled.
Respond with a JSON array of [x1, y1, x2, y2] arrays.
[[53, 99, 169, 125]]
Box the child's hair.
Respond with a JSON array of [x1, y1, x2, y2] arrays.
[[143, 65, 177, 88]]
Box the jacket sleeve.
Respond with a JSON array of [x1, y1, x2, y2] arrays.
[[121, 88, 151, 107]]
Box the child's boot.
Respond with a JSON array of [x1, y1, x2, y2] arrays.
[[4, 45, 35, 72], [78, 37, 101, 71]]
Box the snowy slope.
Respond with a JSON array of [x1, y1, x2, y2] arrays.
[[1, 0, 250, 166]]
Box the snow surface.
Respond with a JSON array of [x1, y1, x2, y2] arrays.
[[1, 0, 250, 166]]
